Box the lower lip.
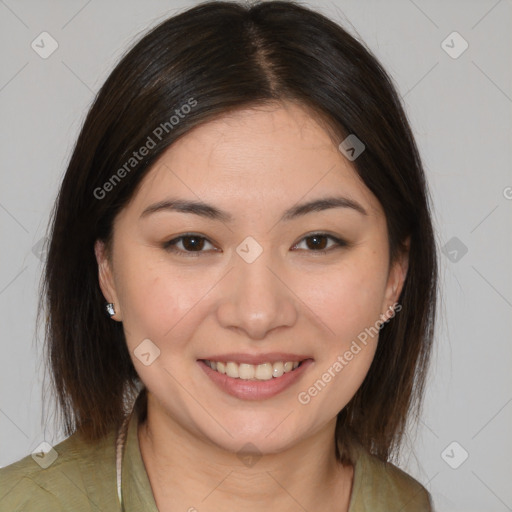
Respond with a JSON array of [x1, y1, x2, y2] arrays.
[[198, 359, 314, 401]]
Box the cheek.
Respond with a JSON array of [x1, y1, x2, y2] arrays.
[[114, 249, 203, 354], [295, 258, 386, 415], [298, 250, 389, 344], [295, 251, 389, 413]]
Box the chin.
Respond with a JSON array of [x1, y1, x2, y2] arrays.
[[192, 412, 309, 456]]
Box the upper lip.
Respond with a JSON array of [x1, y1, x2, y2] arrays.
[[199, 353, 313, 365]]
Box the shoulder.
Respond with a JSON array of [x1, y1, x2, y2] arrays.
[[350, 444, 433, 511], [0, 429, 118, 512]]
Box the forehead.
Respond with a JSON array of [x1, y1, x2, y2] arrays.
[[125, 101, 382, 219]]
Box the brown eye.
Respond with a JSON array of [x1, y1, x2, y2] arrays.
[[163, 234, 216, 255], [180, 236, 206, 251], [305, 234, 329, 250], [293, 233, 347, 254]]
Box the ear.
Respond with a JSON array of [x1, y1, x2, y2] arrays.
[[381, 236, 410, 316], [94, 239, 122, 321]]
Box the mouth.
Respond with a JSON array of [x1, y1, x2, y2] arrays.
[[201, 359, 304, 380], [197, 355, 314, 401]]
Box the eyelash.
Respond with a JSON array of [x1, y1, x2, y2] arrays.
[[162, 232, 348, 257]]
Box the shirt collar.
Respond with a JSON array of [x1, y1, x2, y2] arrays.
[[121, 396, 159, 512]]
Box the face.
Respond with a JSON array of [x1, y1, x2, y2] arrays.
[[95, 101, 408, 455]]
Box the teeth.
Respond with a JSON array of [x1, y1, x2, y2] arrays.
[[272, 361, 284, 378], [226, 362, 239, 378], [255, 363, 273, 380], [204, 359, 303, 381], [239, 363, 255, 379]]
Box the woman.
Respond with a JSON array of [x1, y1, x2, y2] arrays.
[[0, 1, 438, 510]]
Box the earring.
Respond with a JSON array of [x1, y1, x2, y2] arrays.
[[106, 303, 116, 317]]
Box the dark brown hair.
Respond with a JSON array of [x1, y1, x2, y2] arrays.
[[39, 0, 438, 465]]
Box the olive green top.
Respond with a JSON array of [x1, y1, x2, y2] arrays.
[[0, 402, 432, 511]]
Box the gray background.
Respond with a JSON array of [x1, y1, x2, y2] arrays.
[[1, 0, 511, 510]]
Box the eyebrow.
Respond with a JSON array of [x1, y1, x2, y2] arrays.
[[140, 195, 368, 222]]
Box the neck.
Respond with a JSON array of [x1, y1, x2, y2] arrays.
[[137, 393, 354, 512]]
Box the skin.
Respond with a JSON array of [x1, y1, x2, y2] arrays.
[[95, 100, 409, 512]]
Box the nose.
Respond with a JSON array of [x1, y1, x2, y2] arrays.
[[215, 246, 298, 340]]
